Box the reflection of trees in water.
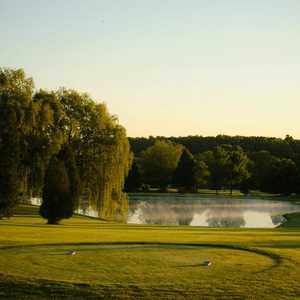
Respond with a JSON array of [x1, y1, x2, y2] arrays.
[[129, 202, 246, 227], [173, 206, 195, 225], [271, 214, 285, 226], [205, 207, 245, 227], [128, 198, 300, 227], [129, 200, 201, 225]]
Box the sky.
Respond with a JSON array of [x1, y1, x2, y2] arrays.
[[1, 0, 300, 138]]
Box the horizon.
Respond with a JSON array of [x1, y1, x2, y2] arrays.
[[1, 0, 300, 138], [127, 133, 295, 140]]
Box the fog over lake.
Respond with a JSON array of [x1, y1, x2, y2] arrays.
[[31, 195, 300, 228], [127, 195, 300, 228]]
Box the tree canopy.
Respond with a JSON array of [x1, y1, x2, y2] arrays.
[[129, 135, 300, 195], [173, 149, 202, 192], [0, 67, 131, 220], [139, 140, 182, 191]]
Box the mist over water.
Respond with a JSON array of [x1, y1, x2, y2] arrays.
[[127, 196, 300, 228], [31, 195, 300, 228]]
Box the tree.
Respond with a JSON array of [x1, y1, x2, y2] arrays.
[[139, 140, 182, 191], [40, 155, 73, 224], [0, 67, 131, 221], [124, 160, 142, 192], [27, 90, 64, 197], [222, 145, 251, 195], [57, 144, 81, 208], [201, 145, 250, 194], [249, 150, 275, 191], [0, 68, 34, 217], [201, 147, 228, 194], [173, 149, 198, 192], [0, 141, 20, 218], [271, 158, 298, 195], [194, 155, 210, 187]]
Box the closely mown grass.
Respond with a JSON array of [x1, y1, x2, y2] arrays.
[[129, 189, 245, 197], [280, 212, 300, 227], [0, 205, 299, 299]]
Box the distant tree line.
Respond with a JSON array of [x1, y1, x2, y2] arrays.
[[126, 136, 300, 195], [0, 68, 131, 223]]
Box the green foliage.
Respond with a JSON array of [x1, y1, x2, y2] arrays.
[[0, 148, 20, 218], [194, 155, 210, 187], [222, 145, 250, 193], [0, 67, 131, 220], [139, 140, 182, 190], [0, 68, 34, 217], [58, 144, 81, 209], [267, 158, 298, 194], [250, 151, 298, 194], [201, 145, 250, 194], [0, 112, 22, 218], [40, 156, 73, 224], [130, 135, 296, 158], [27, 90, 65, 195], [173, 149, 199, 192], [129, 135, 300, 194], [201, 147, 228, 193], [124, 160, 142, 192], [65, 92, 131, 220]]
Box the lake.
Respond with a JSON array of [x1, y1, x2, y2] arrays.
[[31, 195, 300, 228], [128, 195, 300, 228]]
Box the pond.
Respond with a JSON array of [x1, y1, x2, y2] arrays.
[[128, 195, 300, 228]]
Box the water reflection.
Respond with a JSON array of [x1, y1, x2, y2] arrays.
[[128, 196, 300, 228], [30, 195, 300, 228]]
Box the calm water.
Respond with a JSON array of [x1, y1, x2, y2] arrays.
[[128, 195, 300, 228], [31, 195, 300, 228]]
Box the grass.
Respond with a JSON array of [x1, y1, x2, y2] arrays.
[[0, 205, 299, 299], [129, 190, 300, 205], [129, 189, 246, 197], [280, 212, 300, 227]]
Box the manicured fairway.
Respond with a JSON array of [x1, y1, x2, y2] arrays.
[[0, 205, 299, 299]]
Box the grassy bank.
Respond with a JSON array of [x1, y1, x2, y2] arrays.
[[129, 190, 300, 204], [0, 205, 299, 299], [280, 212, 300, 227]]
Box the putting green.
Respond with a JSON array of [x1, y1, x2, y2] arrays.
[[0, 243, 276, 285], [1, 206, 299, 299]]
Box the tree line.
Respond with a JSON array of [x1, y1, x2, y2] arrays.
[[125, 137, 300, 195], [0, 68, 131, 223]]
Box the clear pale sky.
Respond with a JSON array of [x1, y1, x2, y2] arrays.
[[1, 0, 300, 138]]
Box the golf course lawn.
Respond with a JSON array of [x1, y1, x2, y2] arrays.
[[0, 205, 299, 299]]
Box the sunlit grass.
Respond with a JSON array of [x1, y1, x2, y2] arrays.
[[0, 205, 299, 299]]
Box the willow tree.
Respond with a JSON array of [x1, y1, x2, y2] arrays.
[[0, 67, 131, 221], [0, 68, 34, 217], [27, 90, 65, 196], [57, 89, 131, 221]]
